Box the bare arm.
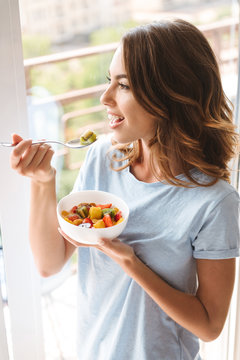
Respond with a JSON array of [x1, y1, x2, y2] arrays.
[[63, 236, 235, 342], [29, 177, 75, 276], [123, 255, 235, 342], [10, 134, 76, 276]]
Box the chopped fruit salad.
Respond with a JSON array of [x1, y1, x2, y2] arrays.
[[61, 202, 124, 228]]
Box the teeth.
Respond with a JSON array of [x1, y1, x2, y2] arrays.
[[108, 114, 124, 121]]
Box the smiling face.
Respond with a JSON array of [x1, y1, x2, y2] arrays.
[[100, 46, 156, 145]]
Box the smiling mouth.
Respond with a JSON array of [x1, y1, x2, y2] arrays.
[[108, 114, 125, 129]]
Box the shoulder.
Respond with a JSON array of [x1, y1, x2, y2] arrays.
[[191, 170, 239, 204], [209, 180, 240, 219], [188, 172, 239, 234], [179, 170, 240, 227]]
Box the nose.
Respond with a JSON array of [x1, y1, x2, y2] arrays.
[[100, 84, 115, 106]]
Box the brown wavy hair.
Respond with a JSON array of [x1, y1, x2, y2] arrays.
[[109, 19, 239, 187]]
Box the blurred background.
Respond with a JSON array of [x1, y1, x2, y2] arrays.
[[0, 0, 239, 359], [19, 0, 239, 201]]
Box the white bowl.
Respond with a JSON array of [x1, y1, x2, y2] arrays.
[[57, 190, 129, 245]]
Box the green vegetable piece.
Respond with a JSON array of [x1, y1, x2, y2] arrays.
[[76, 205, 89, 218], [111, 208, 117, 217], [80, 130, 97, 145], [102, 208, 112, 216], [102, 208, 116, 218]]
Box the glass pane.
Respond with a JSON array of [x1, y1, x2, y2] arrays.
[[18, 0, 238, 358]]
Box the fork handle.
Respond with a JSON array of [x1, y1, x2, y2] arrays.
[[0, 140, 63, 147], [0, 142, 16, 147], [31, 140, 63, 146]]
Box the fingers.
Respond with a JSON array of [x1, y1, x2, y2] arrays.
[[58, 228, 95, 248], [39, 145, 55, 169], [97, 237, 118, 247], [16, 143, 42, 169], [21, 143, 53, 170], [10, 138, 33, 169], [10, 135, 55, 181]]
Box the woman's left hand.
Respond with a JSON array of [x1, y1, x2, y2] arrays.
[[58, 227, 136, 270]]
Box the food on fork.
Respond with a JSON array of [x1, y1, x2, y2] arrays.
[[80, 130, 97, 146]]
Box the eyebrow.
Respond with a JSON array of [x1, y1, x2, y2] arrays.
[[108, 70, 128, 80], [115, 74, 128, 80]]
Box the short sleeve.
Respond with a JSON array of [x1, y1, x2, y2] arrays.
[[192, 191, 240, 259]]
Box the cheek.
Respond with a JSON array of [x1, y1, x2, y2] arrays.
[[123, 104, 143, 122], [120, 98, 156, 130], [120, 99, 133, 113], [119, 94, 138, 114]]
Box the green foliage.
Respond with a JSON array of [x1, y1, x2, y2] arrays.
[[27, 21, 140, 95], [90, 20, 139, 45], [57, 168, 79, 201], [22, 34, 51, 59], [23, 23, 139, 198], [90, 26, 124, 45], [30, 53, 113, 95]]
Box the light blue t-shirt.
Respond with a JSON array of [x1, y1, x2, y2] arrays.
[[72, 134, 240, 360]]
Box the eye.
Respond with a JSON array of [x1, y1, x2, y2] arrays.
[[106, 75, 130, 90], [118, 82, 130, 90]]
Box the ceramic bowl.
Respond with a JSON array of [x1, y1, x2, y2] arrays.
[[57, 190, 129, 244]]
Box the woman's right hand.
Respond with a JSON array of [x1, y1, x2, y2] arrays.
[[10, 133, 56, 184]]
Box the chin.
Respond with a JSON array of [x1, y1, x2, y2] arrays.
[[112, 134, 137, 144], [111, 130, 137, 145]]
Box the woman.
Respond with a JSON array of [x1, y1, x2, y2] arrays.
[[11, 19, 239, 360]]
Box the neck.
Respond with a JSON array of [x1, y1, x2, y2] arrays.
[[132, 139, 184, 182], [137, 139, 151, 163], [130, 140, 159, 183]]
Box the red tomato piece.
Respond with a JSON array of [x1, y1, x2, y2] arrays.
[[68, 215, 80, 222], [96, 203, 112, 209], [114, 211, 122, 222], [82, 218, 93, 227], [70, 206, 78, 213], [103, 214, 113, 227]]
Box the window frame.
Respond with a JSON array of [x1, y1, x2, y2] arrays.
[[0, 0, 44, 359], [0, 1, 239, 359]]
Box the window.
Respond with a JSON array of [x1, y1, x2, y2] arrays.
[[1, 0, 239, 359]]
